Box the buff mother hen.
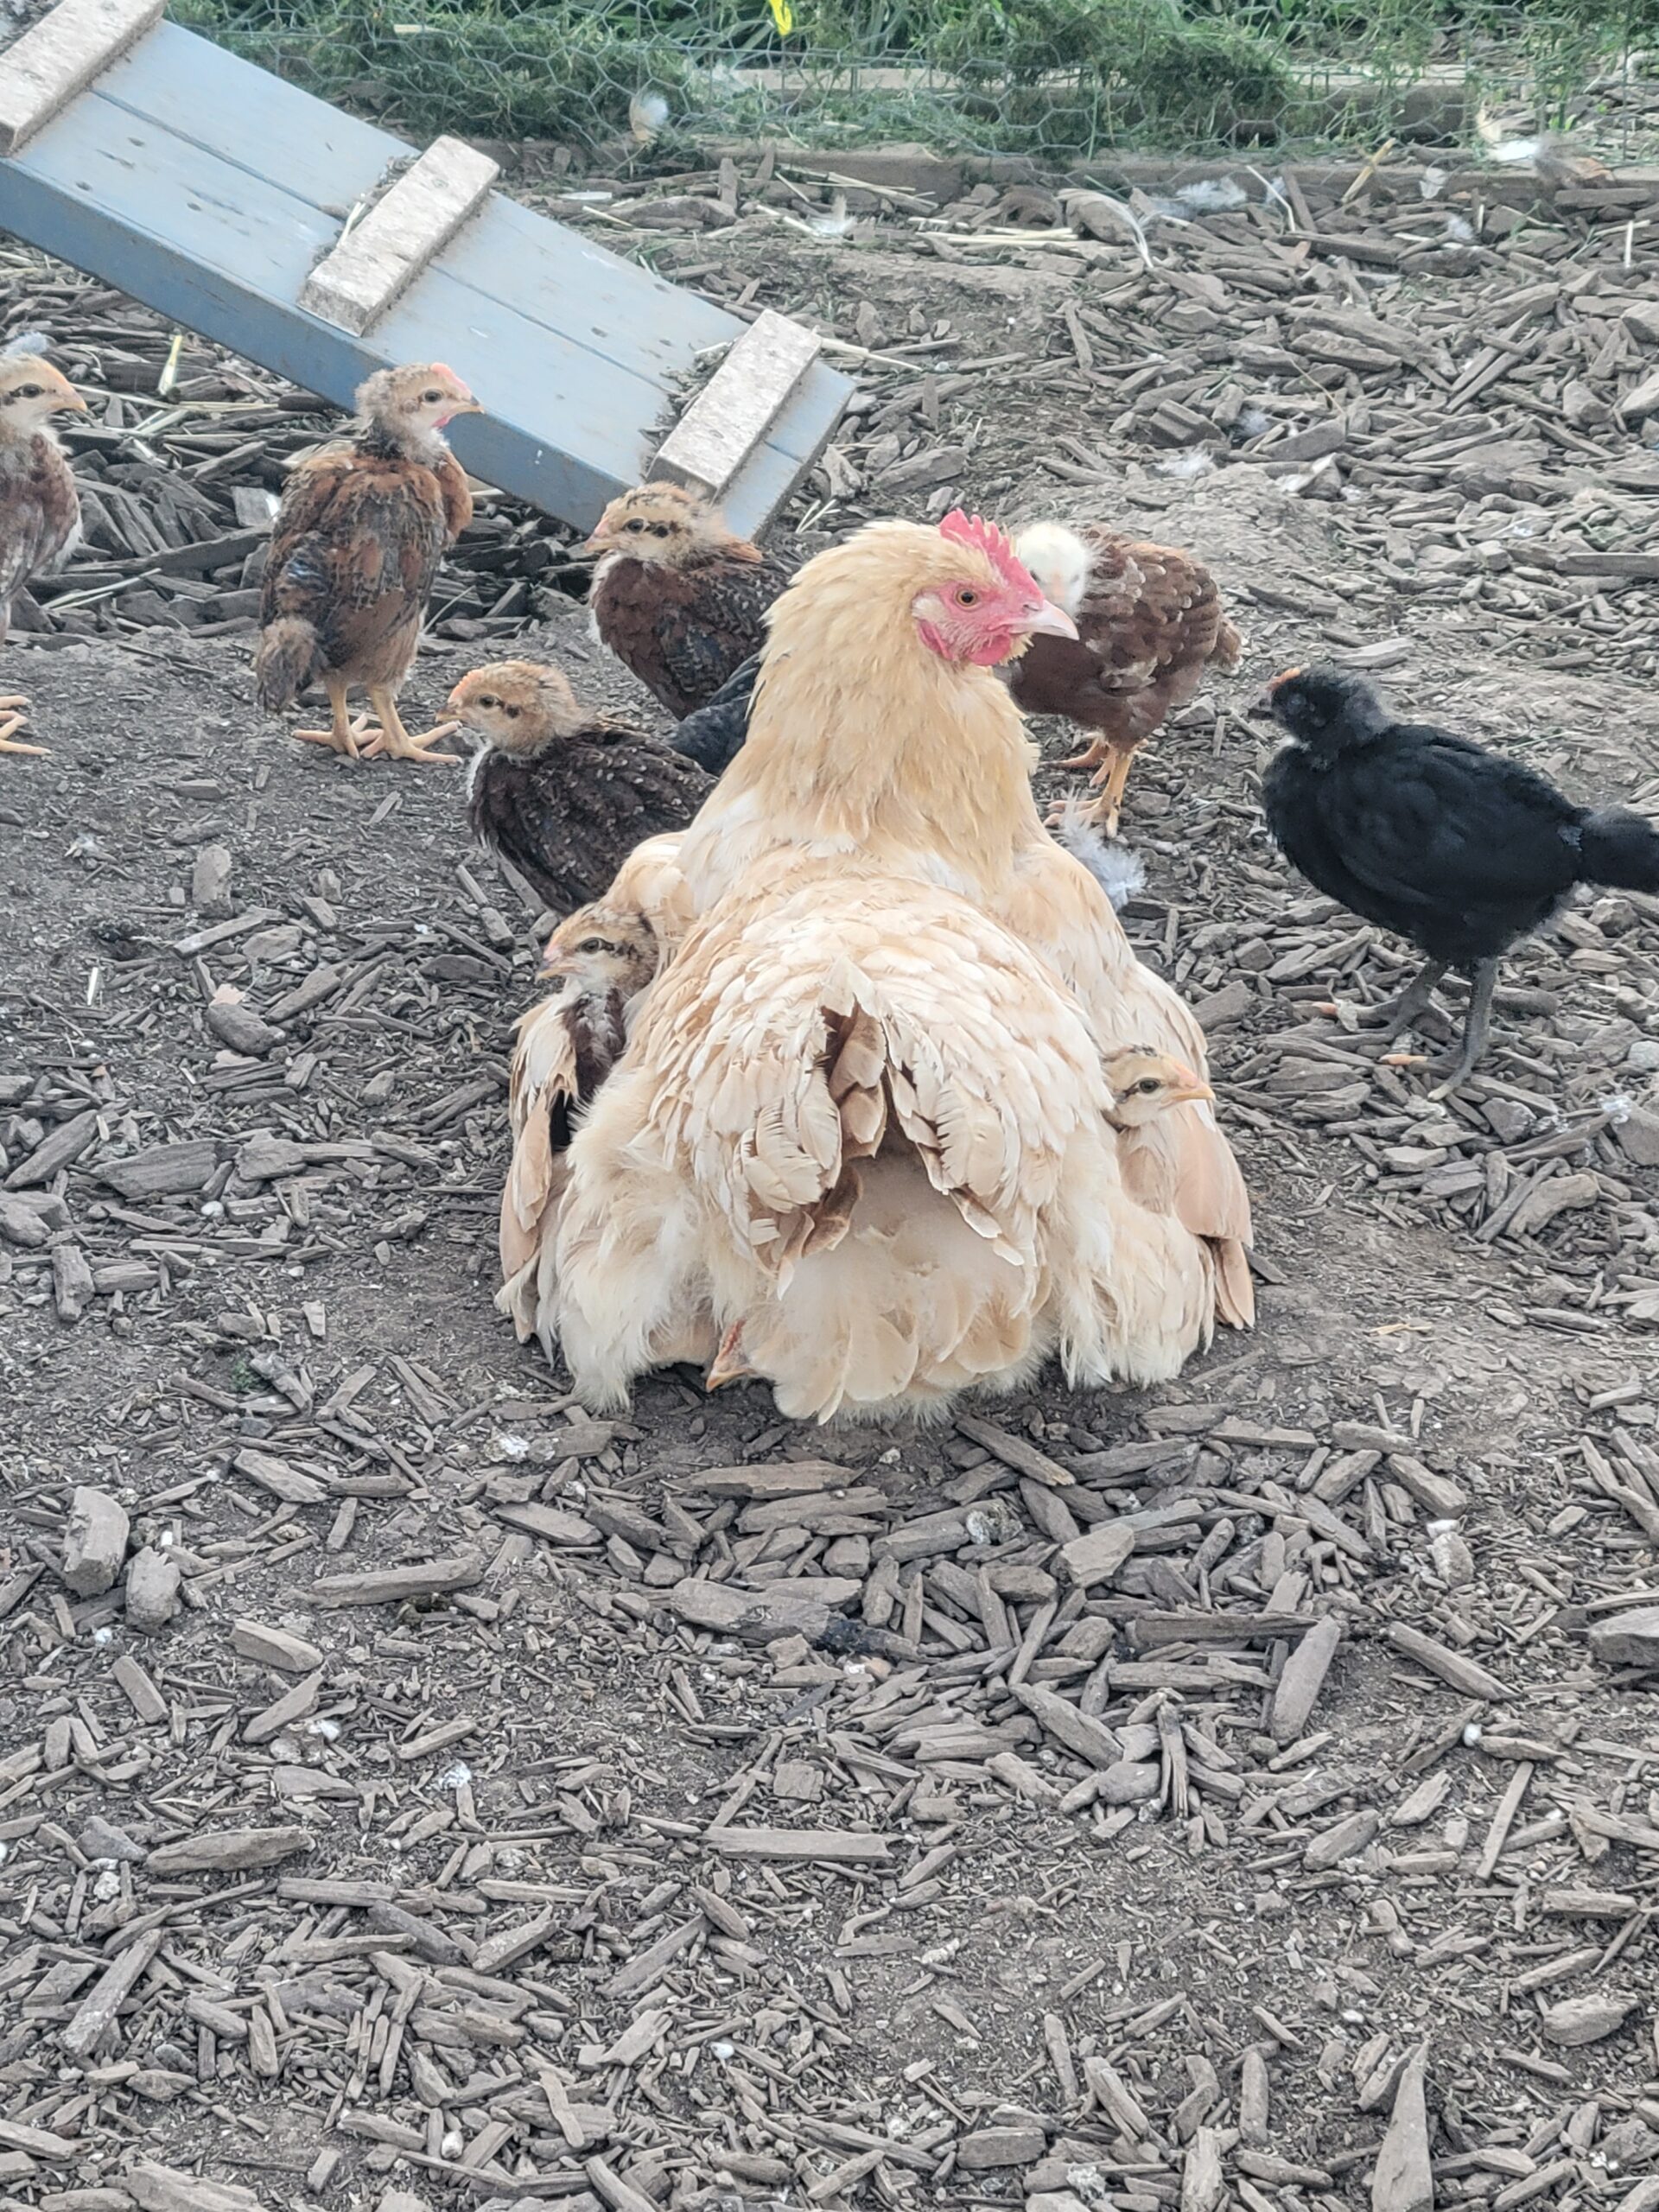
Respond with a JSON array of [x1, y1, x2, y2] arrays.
[[672, 510, 1255, 1327], [551, 870, 1216, 1421]]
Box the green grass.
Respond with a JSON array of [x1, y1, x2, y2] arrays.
[[175, 0, 1643, 156]]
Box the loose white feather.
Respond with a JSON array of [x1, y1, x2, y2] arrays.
[[1052, 797, 1147, 911]]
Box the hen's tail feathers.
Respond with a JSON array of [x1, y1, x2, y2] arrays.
[[254, 618, 321, 713], [1213, 613, 1244, 673], [1580, 808, 1659, 893], [1051, 796, 1147, 912]]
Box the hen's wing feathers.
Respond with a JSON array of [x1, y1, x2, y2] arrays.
[[637, 881, 1103, 1277]]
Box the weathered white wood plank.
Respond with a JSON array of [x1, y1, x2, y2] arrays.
[[0, 0, 162, 155], [300, 135, 499, 337], [654, 308, 823, 502]]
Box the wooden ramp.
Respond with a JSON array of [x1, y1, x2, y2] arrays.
[[0, 0, 851, 537]]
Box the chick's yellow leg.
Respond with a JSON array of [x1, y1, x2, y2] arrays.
[[1060, 732, 1113, 772], [0, 696, 47, 755], [1085, 746, 1136, 838], [359, 686, 459, 766], [293, 674, 368, 759]]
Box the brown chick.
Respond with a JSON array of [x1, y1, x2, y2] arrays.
[[580, 480, 790, 717], [498, 900, 660, 1344], [450, 659, 710, 917], [255, 363, 482, 765], [1010, 520, 1241, 836], [1103, 1046, 1254, 1330], [0, 348, 87, 756]]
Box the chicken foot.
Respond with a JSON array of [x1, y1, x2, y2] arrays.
[[358, 686, 460, 766], [294, 674, 372, 759], [1427, 960, 1498, 1100], [1360, 957, 1448, 1040], [1083, 745, 1137, 838], [1060, 734, 1114, 772], [0, 696, 48, 755]]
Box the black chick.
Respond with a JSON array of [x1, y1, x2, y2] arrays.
[[1253, 665, 1659, 1092], [671, 651, 758, 776], [448, 658, 709, 917]]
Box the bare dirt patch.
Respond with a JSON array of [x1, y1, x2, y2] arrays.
[[3, 150, 1659, 2212]]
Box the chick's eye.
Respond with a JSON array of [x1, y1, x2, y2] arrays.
[[422, 389, 442, 404], [17, 385, 41, 399], [625, 518, 645, 532], [578, 939, 602, 954], [476, 694, 496, 708]]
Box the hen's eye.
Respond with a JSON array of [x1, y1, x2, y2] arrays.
[[956, 588, 980, 608]]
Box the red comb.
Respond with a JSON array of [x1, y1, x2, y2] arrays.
[[939, 510, 1039, 597]]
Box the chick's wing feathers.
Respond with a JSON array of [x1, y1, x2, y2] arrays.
[[1267, 726, 1581, 935], [1075, 531, 1236, 677], [469, 734, 708, 917], [261, 448, 449, 675], [594, 552, 788, 715], [0, 438, 79, 614]]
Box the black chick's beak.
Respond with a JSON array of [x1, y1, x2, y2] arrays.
[[1247, 665, 1301, 723]]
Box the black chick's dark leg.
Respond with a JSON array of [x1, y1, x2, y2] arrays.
[[1362, 956, 1448, 1040], [1427, 959, 1498, 1099]]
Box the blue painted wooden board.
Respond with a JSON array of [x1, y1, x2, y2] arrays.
[[0, 18, 849, 536]]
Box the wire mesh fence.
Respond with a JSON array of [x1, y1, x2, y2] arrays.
[[171, 0, 1659, 164]]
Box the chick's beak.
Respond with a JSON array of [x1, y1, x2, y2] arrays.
[[55, 387, 88, 414], [704, 1320, 753, 1392], [1166, 1078, 1216, 1107], [1246, 689, 1282, 721], [574, 533, 608, 558], [1023, 599, 1078, 641]]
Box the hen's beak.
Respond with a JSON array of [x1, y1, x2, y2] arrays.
[[1023, 599, 1079, 641]]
